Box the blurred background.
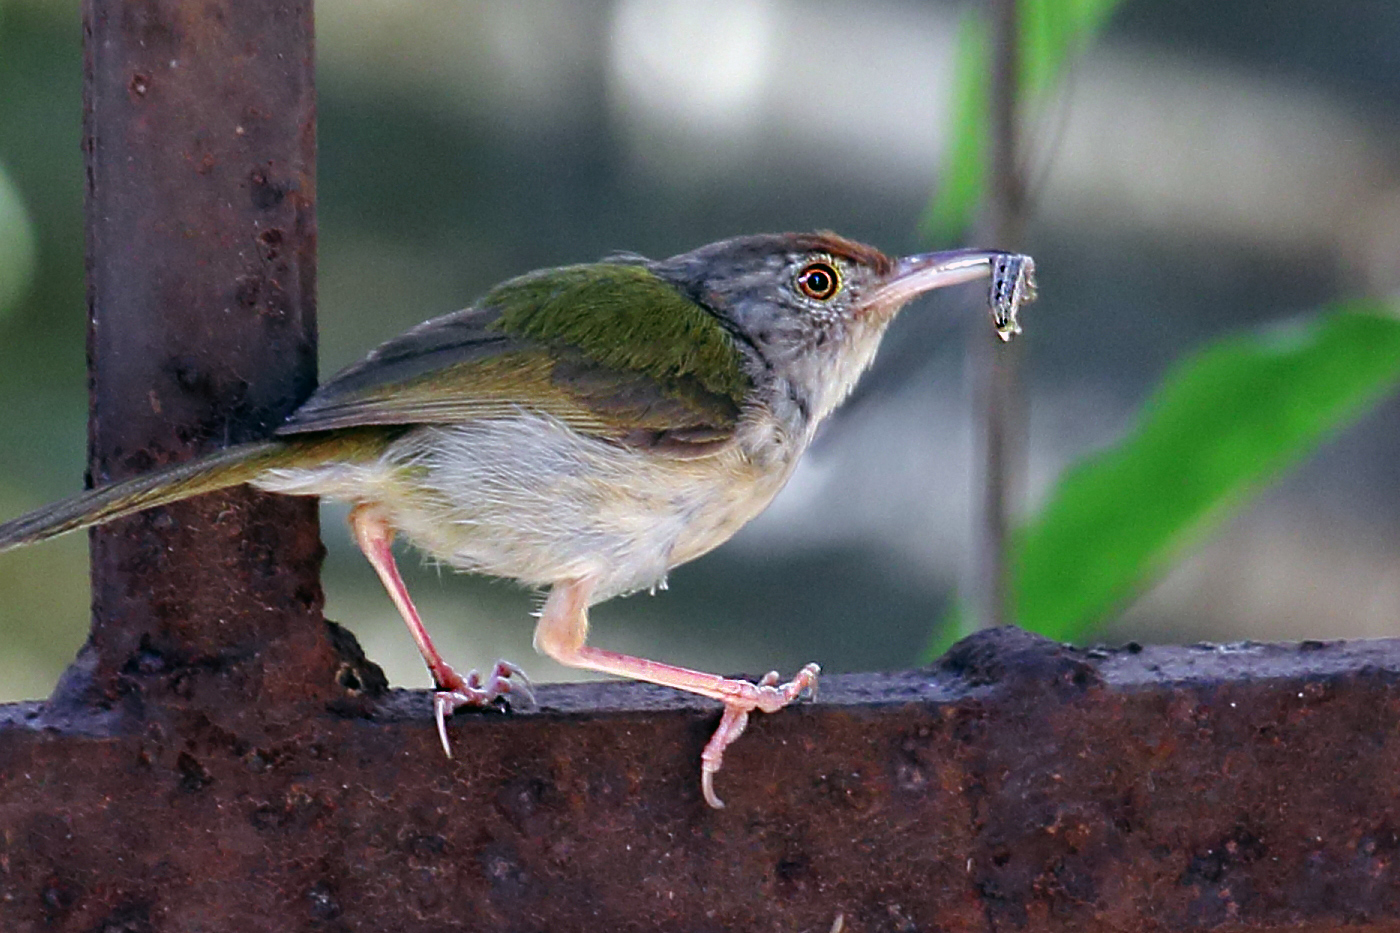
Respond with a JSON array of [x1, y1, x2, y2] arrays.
[[0, 0, 1398, 702]]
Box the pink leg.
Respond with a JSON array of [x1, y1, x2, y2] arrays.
[[349, 505, 534, 756], [533, 577, 819, 808]]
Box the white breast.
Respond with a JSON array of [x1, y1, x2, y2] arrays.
[[255, 412, 798, 602]]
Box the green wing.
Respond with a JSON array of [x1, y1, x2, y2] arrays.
[[278, 264, 751, 452]]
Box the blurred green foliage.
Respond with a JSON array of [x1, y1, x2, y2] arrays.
[[0, 162, 36, 321], [1013, 305, 1400, 640], [924, 0, 1400, 651], [930, 306, 1400, 655], [920, 0, 1125, 244]]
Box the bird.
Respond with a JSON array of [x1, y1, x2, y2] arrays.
[[0, 231, 1034, 808]]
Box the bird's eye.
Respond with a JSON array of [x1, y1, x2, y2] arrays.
[[795, 261, 841, 301]]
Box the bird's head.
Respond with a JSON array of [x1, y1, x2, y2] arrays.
[[649, 231, 1029, 429]]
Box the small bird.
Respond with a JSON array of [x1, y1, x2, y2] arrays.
[[0, 231, 1033, 807]]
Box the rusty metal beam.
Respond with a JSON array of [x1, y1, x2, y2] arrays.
[[28, 2, 1400, 931], [77, 0, 339, 720], [2, 627, 1399, 932]]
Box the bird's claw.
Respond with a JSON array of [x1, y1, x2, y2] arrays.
[[701, 662, 820, 809], [432, 659, 535, 758]]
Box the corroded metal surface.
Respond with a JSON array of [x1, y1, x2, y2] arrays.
[[54, 3, 1400, 930], [79, 0, 336, 719], [2, 627, 1399, 932]]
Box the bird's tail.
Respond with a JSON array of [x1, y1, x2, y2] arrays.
[[0, 438, 323, 555]]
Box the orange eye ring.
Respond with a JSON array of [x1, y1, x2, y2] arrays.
[[795, 260, 841, 301]]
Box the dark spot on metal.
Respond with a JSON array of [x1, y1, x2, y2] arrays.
[[295, 581, 321, 610], [168, 670, 196, 701], [336, 665, 364, 692], [168, 356, 206, 394], [256, 227, 283, 261], [1181, 828, 1266, 886], [950, 707, 986, 744], [1360, 825, 1400, 857], [234, 274, 261, 307], [128, 72, 150, 97], [176, 751, 213, 792], [123, 635, 167, 676], [248, 168, 287, 210], [1045, 859, 1098, 913], [121, 449, 157, 475], [325, 621, 388, 698], [39, 874, 78, 922], [401, 833, 447, 858], [91, 899, 154, 933], [775, 852, 810, 887], [249, 804, 283, 831], [977, 874, 1029, 929]]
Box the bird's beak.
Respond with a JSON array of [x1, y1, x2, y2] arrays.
[[864, 249, 1036, 339]]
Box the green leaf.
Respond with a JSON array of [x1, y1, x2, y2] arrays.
[[919, 17, 989, 246], [1012, 304, 1400, 641], [920, 0, 1127, 245], [0, 161, 36, 321]]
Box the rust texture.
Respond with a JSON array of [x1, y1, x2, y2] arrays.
[[44, 2, 1400, 931], [78, 0, 339, 722], [1, 627, 1398, 932]]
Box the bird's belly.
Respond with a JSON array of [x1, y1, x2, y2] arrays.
[[265, 417, 785, 601]]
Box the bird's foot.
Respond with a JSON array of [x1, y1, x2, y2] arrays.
[[432, 660, 535, 758], [700, 662, 820, 809]]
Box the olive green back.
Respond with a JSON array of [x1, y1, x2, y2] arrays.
[[278, 263, 751, 451], [489, 264, 748, 405]]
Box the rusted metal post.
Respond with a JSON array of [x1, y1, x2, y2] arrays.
[[2, 628, 1399, 931], [74, 0, 340, 721]]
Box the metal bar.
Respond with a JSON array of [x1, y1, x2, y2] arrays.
[[2, 628, 1398, 931], [76, 0, 336, 713]]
